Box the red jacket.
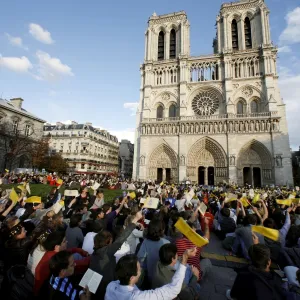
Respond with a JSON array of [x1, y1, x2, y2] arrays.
[[34, 248, 90, 296]]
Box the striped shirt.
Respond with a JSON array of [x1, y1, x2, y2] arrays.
[[175, 238, 202, 279], [49, 276, 84, 300]]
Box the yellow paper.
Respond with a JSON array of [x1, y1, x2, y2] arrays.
[[160, 181, 164, 186], [26, 183, 31, 195], [9, 188, 19, 203], [252, 194, 260, 204], [5, 169, 9, 173], [26, 196, 42, 204], [175, 217, 209, 247], [143, 198, 159, 209], [292, 199, 300, 204], [129, 192, 136, 199], [17, 185, 26, 192], [56, 179, 63, 185], [276, 199, 292, 206], [252, 226, 279, 241], [240, 197, 249, 207], [289, 194, 296, 199]]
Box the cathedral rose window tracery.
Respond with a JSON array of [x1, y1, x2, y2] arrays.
[[192, 91, 219, 116]]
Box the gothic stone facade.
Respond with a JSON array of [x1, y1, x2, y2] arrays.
[[133, 0, 293, 186]]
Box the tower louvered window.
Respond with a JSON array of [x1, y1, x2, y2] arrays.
[[232, 19, 239, 51], [244, 17, 252, 49], [170, 29, 176, 59], [158, 31, 165, 60]]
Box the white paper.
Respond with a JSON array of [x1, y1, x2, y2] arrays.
[[143, 198, 159, 209], [185, 189, 195, 202], [64, 190, 79, 197], [79, 268, 103, 294], [140, 198, 147, 204], [92, 183, 100, 190], [199, 202, 207, 215]]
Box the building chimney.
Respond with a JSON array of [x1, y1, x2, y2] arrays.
[[85, 122, 92, 127], [10, 98, 24, 109], [71, 121, 78, 125]]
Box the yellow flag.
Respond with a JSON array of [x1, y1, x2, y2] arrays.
[[129, 192, 136, 199], [58, 200, 65, 206], [240, 197, 249, 207], [276, 199, 292, 206], [160, 181, 164, 186], [252, 226, 279, 241], [252, 194, 260, 204], [9, 189, 19, 203], [175, 217, 209, 248], [26, 196, 42, 204]]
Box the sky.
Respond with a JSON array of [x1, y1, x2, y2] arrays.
[[0, 0, 299, 148]]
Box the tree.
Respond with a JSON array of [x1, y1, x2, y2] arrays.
[[45, 152, 69, 174], [0, 120, 40, 171]]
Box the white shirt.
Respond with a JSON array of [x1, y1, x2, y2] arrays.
[[27, 245, 46, 276], [127, 229, 143, 254], [91, 198, 104, 209], [114, 241, 131, 263], [105, 263, 186, 300], [82, 232, 97, 254]]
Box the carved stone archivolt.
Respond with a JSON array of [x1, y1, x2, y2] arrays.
[[237, 140, 273, 185], [148, 144, 178, 180]]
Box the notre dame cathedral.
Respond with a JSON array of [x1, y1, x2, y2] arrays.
[[133, 0, 293, 187]]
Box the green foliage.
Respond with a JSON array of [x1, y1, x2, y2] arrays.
[[1, 184, 122, 203]]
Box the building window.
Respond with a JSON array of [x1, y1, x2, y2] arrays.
[[169, 104, 176, 118], [158, 31, 165, 60], [231, 19, 239, 51], [81, 164, 85, 169], [25, 124, 30, 136], [169, 29, 176, 59], [250, 100, 258, 113], [156, 105, 164, 119], [244, 17, 252, 49], [237, 100, 246, 115], [13, 120, 18, 133]]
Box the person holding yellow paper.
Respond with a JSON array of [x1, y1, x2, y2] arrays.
[[175, 217, 211, 281]]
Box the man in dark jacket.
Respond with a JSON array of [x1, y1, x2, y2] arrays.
[[227, 243, 287, 300], [152, 243, 200, 300], [89, 211, 142, 299]]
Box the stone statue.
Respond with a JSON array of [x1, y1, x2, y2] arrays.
[[140, 156, 145, 165], [276, 156, 282, 167], [230, 155, 235, 166], [180, 155, 185, 166], [245, 121, 249, 132], [267, 121, 271, 131]]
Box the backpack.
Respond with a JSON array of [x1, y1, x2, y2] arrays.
[[7, 265, 34, 300]]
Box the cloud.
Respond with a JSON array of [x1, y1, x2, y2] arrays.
[[124, 102, 139, 116], [279, 7, 300, 45], [0, 56, 32, 73], [35, 50, 74, 81], [29, 23, 54, 44], [278, 46, 292, 53], [110, 128, 135, 143], [49, 90, 56, 97], [5, 33, 28, 50], [279, 72, 300, 149]]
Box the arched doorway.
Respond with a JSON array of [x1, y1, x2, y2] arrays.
[[198, 167, 205, 185], [208, 167, 215, 185], [148, 144, 178, 183], [187, 137, 227, 184], [237, 140, 273, 187]]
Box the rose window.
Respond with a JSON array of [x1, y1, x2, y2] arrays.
[[192, 91, 219, 116]]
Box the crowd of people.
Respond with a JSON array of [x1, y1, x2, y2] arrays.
[[0, 171, 300, 299]]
